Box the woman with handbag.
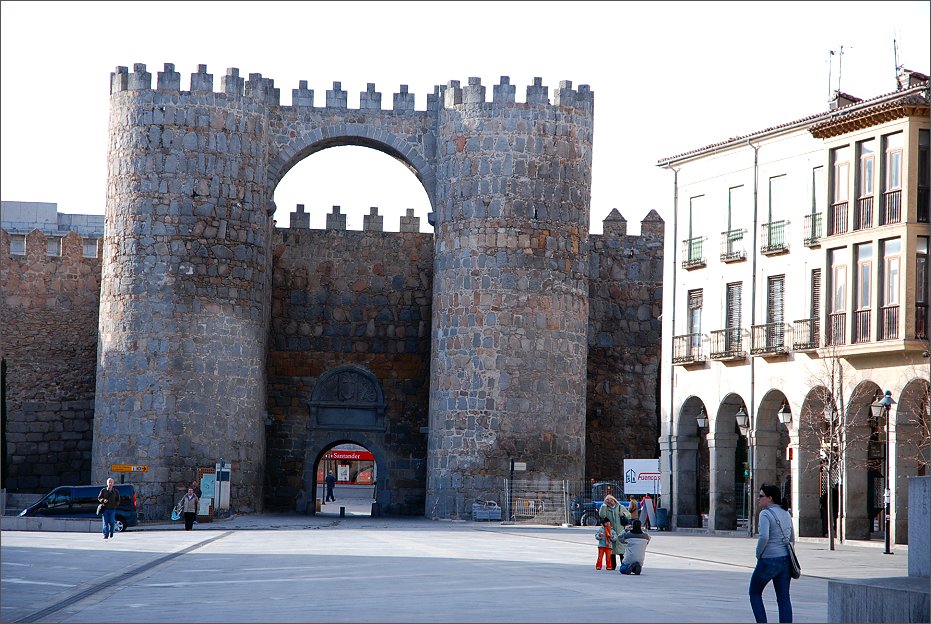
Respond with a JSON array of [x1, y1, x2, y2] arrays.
[[177, 487, 200, 531], [749, 484, 795, 623]]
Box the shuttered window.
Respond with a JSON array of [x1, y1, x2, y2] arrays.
[[726, 282, 742, 350], [767, 275, 785, 347]]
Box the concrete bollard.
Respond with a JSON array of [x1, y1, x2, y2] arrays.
[[340, 506, 345, 518]]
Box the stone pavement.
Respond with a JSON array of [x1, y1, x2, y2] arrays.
[[1, 513, 911, 623]]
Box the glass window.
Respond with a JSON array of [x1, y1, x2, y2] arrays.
[[813, 166, 825, 214], [689, 195, 704, 239], [917, 237, 928, 306], [82, 238, 98, 258], [858, 139, 874, 197], [728, 186, 744, 231], [10, 234, 26, 255], [884, 133, 903, 191], [769, 174, 787, 221], [830, 248, 848, 313], [855, 243, 872, 310], [832, 146, 851, 202], [882, 239, 900, 305], [688, 289, 703, 349], [47, 237, 61, 257]]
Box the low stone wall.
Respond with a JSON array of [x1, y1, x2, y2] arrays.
[[828, 577, 929, 623], [1, 516, 100, 532], [908, 476, 929, 578]]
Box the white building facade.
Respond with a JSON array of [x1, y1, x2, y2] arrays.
[[657, 73, 930, 545]]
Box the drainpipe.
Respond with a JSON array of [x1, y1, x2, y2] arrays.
[[664, 163, 680, 528], [747, 138, 760, 537]]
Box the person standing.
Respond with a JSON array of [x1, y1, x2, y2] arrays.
[[749, 484, 795, 623], [598, 494, 631, 570], [98, 478, 121, 540], [178, 487, 200, 531], [325, 470, 337, 502], [190, 479, 202, 499], [594, 518, 616, 570], [628, 495, 640, 523], [618, 519, 651, 575]]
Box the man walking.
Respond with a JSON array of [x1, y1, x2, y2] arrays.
[[325, 470, 337, 502], [98, 478, 121, 540]]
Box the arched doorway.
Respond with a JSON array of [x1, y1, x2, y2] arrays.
[[313, 442, 378, 517], [894, 378, 930, 544], [708, 393, 746, 531]]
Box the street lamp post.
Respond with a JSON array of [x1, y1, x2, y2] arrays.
[[696, 407, 708, 526], [736, 405, 752, 536], [871, 390, 896, 555]]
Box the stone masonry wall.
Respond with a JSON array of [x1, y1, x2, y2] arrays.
[[586, 210, 665, 479], [0, 230, 101, 489], [266, 225, 433, 514]]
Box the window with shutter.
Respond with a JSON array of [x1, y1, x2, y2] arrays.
[[810, 269, 822, 346], [726, 282, 742, 352], [767, 275, 785, 349]]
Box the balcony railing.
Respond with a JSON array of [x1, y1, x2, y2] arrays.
[[879, 305, 899, 340], [681, 237, 706, 269], [720, 229, 746, 262], [760, 220, 789, 255], [709, 328, 746, 360], [803, 213, 823, 247], [854, 196, 873, 230], [917, 304, 928, 339], [826, 312, 847, 346], [750, 322, 787, 355], [919, 186, 929, 223], [792, 318, 820, 351], [673, 333, 706, 364], [828, 201, 848, 236], [853, 309, 871, 343], [880, 190, 901, 225]]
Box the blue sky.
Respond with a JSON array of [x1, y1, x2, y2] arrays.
[[1, 1, 928, 233]]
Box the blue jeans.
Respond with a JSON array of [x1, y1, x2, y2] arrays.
[[749, 555, 792, 623], [101, 509, 117, 538]]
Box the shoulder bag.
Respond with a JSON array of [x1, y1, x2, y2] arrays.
[[766, 508, 801, 579]]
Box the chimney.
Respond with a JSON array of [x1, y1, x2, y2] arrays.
[[897, 68, 930, 90], [829, 90, 862, 110]]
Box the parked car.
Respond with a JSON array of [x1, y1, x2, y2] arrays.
[[19, 484, 138, 532], [570, 481, 629, 526]]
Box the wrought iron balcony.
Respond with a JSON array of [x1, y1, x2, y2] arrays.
[[853, 196, 873, 230], [719, 229, 746, 263], [681, 237, 706, 269], [792, 318, 820, 351], [709, 328, 746, 360], [760, 220, 789, 255], [750, 322, 788, 355], [803, 213, 822, 247], [828, 201, 848, 236], [673, 333, 706, 364], [879, 304, 899, 340], [880, 190, 901, 225], [853, 308, 872, 343], [826, 312, 847, 346]]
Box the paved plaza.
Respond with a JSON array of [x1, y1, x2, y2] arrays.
[[1, 509, 911, 623]]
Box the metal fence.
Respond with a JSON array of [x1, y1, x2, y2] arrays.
[[430, 478, 639, 525]]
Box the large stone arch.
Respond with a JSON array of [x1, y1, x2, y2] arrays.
[[845, 380, 882, 540], [266, 114, 438, 213], [709, 393, 746, 531], [754, 389, 790, 511], [798, 386, 831, 537], [893, 378, 929, 544]]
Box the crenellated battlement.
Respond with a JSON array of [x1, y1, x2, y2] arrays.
[[109, 63, 593, 113]]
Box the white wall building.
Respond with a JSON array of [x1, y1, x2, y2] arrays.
[[656, 71, 930, 545]]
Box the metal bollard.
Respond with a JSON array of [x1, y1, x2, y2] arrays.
[[340, 506, 345, 518]]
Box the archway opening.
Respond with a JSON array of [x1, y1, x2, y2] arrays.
[[273, 145, 433, 233], [315, 442, 378, 517]]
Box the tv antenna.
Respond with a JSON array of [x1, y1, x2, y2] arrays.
[[893, 37, 904, 89]]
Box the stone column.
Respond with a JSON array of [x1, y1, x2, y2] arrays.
[[708, 432, 739, 530]]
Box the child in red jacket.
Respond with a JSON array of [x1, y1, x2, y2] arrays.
[[595, 518, 616, 570]]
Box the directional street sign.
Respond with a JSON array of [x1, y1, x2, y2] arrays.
[[111, 464, 148, 473]]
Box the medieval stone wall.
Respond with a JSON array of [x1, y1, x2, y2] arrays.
[[585, 210, 665, 479], [0, 230, 101, 489], [266, 223, 433, 514]]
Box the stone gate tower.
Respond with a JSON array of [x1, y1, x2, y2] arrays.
[[94, 64, 274, 513], [427, 79, 594, 512], [93, 63, 595, 517]]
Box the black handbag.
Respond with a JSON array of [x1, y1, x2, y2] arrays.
[[766, 509, 801, 579]]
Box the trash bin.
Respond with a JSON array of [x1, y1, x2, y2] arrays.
[[655, 507, 669, 531]]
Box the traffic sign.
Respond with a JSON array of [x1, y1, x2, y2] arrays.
[[111, 464, 148, 473]]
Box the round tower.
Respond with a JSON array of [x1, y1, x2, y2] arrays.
[[427, 77, 594, 513], [93, 63, 276, 516]]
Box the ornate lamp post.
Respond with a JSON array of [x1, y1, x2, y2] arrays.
[[736, 405, 752, 535], [696, 407, 708, 526], [870, 390, 896, 555]]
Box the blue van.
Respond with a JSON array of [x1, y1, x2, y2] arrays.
[[19, 484, 139, 532]]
